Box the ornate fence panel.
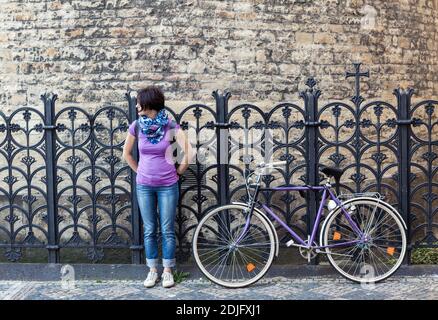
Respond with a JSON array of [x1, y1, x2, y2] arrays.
[[0, 105, 49, 262], [409, 97, 438, 250], [0, 63, 437, 264], [45, 94, 135, 263], [227, 98, 308, 248], [316, 65, 402, 259]]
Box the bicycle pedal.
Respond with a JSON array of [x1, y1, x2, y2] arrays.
[[286, 239, 295, 247]]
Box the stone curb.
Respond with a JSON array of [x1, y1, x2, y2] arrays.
[[0, 263, 436, 281]]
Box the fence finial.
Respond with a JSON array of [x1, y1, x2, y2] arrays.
[[40, 91, 58, 103]]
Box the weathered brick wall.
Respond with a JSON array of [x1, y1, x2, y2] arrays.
[[0, 0, 437, 112]]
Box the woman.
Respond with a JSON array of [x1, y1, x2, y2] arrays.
[[123, 86, 194, 288]]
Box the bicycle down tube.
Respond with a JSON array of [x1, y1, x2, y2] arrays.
[[235, 184, 364, 249]]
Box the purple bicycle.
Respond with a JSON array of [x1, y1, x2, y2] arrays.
[[192, 160, 407, 288]]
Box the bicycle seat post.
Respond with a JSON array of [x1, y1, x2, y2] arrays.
[[321, 173, 331, 187]]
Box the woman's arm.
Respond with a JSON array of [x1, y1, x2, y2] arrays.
[[122, 132, 138, 173], [175, 128, 196, 175]]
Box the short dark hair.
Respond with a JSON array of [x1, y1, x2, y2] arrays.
[[137, 86, 165, 111]]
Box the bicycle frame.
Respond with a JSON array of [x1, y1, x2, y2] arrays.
[[235, 183, 364, 250]]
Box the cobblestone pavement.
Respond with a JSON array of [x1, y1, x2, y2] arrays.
[[0, 275, 437, 300]]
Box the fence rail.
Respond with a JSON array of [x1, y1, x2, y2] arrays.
[[0, 63, 437, 264]]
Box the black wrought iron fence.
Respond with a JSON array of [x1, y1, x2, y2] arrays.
[[0, 63, 436, 264]]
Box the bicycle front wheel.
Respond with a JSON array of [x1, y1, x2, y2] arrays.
[[192, 204, 276, 288], [322, 199, 407, 283]]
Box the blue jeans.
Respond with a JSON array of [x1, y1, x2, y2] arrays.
[[136, 182, 179, 268]]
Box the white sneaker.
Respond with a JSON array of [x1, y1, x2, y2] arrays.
[[162, 271, 175, 288], [143, 271, 158, 288]]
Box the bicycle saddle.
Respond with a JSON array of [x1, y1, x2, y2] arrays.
[[320, 166, 345, 182]]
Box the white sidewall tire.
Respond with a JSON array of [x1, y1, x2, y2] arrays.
[[192, 204, 276, 288], [322, 199, 407, 283]]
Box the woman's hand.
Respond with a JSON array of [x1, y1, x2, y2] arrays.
[[176, 166, 185, 176]]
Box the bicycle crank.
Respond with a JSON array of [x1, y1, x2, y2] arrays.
[[299, 238, 318, 263]]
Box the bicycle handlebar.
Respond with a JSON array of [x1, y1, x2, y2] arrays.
[[256, 160, 287, 168]]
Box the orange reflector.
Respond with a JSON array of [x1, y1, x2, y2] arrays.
[[333, 232, 341, 241], [246, 263, 256, 272], [387, 247, 395, 256]]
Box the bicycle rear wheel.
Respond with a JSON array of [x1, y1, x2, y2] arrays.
[[322, 199, 407, 283], [192, 204, 275, 288]]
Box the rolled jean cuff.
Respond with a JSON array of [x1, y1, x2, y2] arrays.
[[163, 258, 176, 268], [146, 258, 159, 268]]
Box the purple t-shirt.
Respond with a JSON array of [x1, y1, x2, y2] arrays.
[[128, 119, 180, 186]]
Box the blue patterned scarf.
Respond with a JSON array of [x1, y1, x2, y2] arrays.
[[138, 109, 169, 144]]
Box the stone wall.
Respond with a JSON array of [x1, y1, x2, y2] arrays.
[[0, 0, 437, 112], [0, 0, 437, 262]]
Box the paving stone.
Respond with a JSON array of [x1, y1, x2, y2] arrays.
[[0, 276, 437, 300]]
